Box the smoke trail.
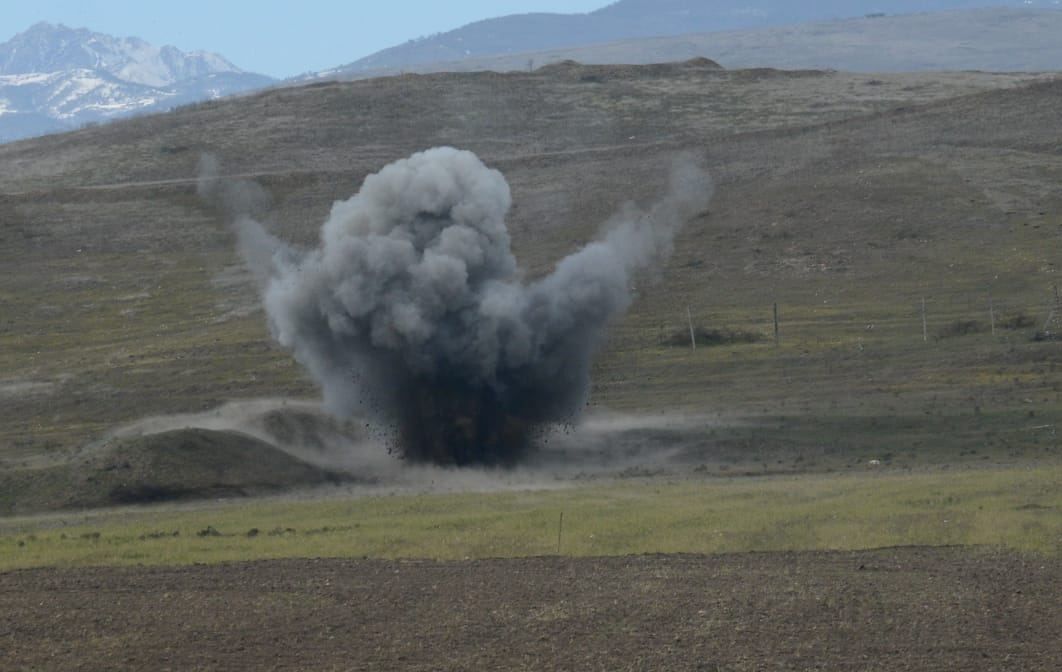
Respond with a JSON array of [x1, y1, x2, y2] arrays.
[[215, 147, 712, 466]]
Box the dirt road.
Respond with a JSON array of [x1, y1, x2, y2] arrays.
[[1, 547, 1058, 671]]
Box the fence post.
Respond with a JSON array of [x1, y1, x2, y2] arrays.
[[773, 302, 780, 346], [921, 297, 928, 343]]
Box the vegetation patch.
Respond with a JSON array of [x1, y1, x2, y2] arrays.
[[660, 326, 764, 347], [2, 466, 1060, 571], [1000, 313, 1037, 330], [937, 319, 987, 340]]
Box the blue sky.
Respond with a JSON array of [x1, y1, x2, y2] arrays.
[[0, 1, 611, 78]]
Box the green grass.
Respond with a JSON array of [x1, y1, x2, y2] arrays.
[[0, 245, 313, 460], [2, 466, 1060, 571]]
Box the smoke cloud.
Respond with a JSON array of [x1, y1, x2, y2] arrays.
[[210, 147, 711, 466]]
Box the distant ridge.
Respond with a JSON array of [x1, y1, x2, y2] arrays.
[[308, 7, 1062, 82], [535, 57, 723, 77], [327, 0, 1054, 77]]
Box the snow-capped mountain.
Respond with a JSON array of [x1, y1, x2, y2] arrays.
[[0, 23, 273, 142]]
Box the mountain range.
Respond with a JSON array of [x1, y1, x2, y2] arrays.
[[336, 0, 1060, 75], [5, 1, 1062, 143], [322, 7, 1062, 80], [0, 23, 273, 142]]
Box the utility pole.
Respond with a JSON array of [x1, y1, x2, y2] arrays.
[[921, 297, 928, 343], [687, 306, 697, 350]]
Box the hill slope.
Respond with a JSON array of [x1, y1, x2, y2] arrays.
[[0, 63, 1060, 507], [321, 8, 1062, 80], [335, 1, 1054, 75]]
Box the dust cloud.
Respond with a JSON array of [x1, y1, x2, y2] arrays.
[[201, 147, 712, 467]]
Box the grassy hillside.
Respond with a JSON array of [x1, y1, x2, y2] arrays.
[[1, 63, 1060, 508]]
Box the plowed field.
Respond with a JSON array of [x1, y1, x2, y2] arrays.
[[2, 547, 1059, 671]]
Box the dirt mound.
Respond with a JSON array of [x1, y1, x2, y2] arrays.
[[0, 429, 352, 515], [681, 56, 723, 69], [255, 408, 366, 460], [537, 57, 723, 80]]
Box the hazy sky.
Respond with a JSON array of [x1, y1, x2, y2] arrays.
[[0, 1, 611, 78]]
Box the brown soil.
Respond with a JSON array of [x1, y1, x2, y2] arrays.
[[2, 547, 1059, 671]]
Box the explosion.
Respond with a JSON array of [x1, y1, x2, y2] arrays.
[[207, 147, 711, 466]]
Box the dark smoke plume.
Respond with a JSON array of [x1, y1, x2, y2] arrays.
[[208, 148, 712, 466]]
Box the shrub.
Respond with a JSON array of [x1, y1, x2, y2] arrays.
[[1000, 313, 1036, 330], [661, 327, 764, 348], [937, 320, 985, 339]]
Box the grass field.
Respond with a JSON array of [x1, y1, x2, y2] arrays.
[[2, 465, 1060, 571], [1, 65, 1061, 537]]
